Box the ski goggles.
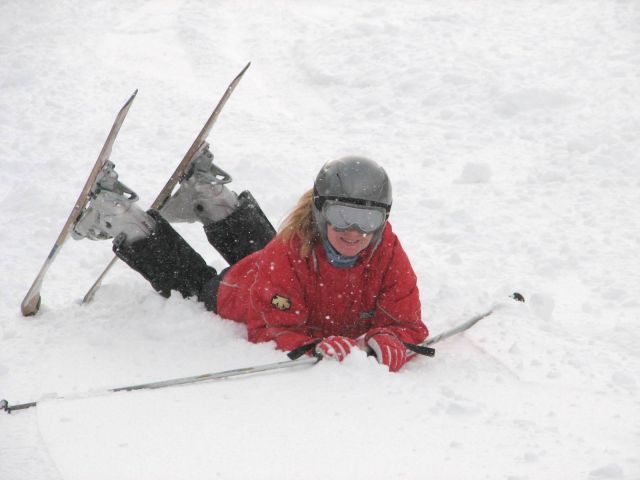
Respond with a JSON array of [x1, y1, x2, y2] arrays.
[[321, 200, 388, 234]]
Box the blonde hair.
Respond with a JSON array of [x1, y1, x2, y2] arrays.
[[278, 189, 320, 257]]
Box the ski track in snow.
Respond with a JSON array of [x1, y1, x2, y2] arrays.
[[1, 0, 640, 478]]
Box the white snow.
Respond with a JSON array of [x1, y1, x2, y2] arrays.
[[1, 0, 640, 478]]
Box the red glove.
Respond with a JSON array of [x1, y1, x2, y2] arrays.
[[367, 333, 407, 372], [315, 336, 357, 361]]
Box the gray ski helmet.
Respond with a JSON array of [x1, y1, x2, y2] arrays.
[[312, 156, 392, 242]]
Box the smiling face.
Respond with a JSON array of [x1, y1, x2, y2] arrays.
[[326, 224, 374, 257]]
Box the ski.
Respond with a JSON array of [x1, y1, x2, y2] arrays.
[[81, 62, 251, 304], [20, 91, 138, 316]]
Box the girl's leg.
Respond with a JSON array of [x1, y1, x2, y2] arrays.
[[113, 210, 217, 300], [203, 191, 275, 265]]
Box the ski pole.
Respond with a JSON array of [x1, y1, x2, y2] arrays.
[[423, 307, 496, 346], [1, 294, 524, 414], [402, 306, 496, 355], [405, 292, 525, 352], [0, 355, 321, 414]]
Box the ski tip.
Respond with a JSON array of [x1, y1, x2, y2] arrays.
[[123, 89, 138, 106], [240, 62, 251, 75], [0, 399, 8, 413]]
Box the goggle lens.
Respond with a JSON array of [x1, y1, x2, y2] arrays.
[[324, 203, 386, 233]]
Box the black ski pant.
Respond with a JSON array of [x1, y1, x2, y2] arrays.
[[113, 191, 275, 311]]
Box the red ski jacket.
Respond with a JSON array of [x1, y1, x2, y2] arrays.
[[216, 223, 428, 351]]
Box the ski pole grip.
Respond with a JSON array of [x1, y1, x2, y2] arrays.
[[287, 341, 321, 360], [404, 342, 436, 357]]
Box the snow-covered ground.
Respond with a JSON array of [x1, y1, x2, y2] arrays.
[[1, 0, 639, 478]]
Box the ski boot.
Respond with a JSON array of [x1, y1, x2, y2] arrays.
[[161, 142, 239, 224], [162, 142, 276, 265], [72, 161, 155, 244]]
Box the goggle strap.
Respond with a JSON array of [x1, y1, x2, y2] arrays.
[[313, 190, 391, 215]]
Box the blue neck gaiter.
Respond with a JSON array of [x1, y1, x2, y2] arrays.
[[322, 238, 359, 269]]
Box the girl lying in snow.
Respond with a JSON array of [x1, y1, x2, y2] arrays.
[[73, 149, 428, 371]]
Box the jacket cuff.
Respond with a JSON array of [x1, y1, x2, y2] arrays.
[[364, 328, 399, 343], [271, 331, 315, 352]]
